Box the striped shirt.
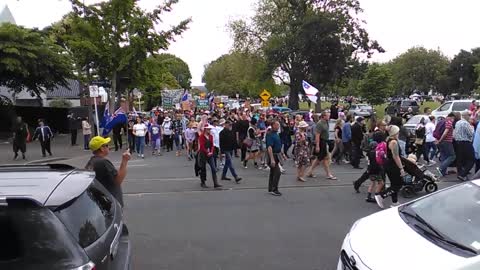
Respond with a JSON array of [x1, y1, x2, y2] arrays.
[[453, 119, 474, 142], [443, 120, 454, 142]]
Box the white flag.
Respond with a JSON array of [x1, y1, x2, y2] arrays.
[[302, 80, 319, 104]]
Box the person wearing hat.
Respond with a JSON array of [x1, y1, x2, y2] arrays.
[[162, 116, 174, 152], [294, 121, 310, 182], [185, 121, 198, 160], [350, 116, 365, 169], [197, 119, 222, 189], [374, 125, 405, 209], [85, 136, 131, 207]]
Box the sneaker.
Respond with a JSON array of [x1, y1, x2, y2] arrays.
[[270, 190, 282, 196], [141, 154, 145, 159], [214, 184, 223, 189], [365, 197, 376, 203], [457, 176, 467, 182], [235, 177, 242, 183], [200, 183, 209, 188], [243, 161, 248, 169], [374, 195, 385, 209], [390, 202, 401, 208], [353, 181, 360, 193]]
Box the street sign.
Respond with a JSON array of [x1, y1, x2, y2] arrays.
[[260, 89, 271, 101], [89, 85, 99, 98], [261, 100, 270, 107]]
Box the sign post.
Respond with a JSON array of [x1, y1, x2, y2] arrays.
[[89, 85, 100, 134]]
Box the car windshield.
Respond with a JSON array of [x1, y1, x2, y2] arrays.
[[405, 115, 426, 125], [358, 105, 371, 109], [402, 182, 480, 256]]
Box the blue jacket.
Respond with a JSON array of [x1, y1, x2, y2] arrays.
[[342, 122, 352, 142]]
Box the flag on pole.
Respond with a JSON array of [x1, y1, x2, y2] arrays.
[[302, 80, 319, 104], [181, 89, 189, 102], [100, 102, 110, 128], [102, 106, 128, 136]]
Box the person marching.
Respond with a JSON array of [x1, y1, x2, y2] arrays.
[[219, 120, 242, 183], [197, 121, 222, 189], [32, 119, 54, 157], [294, 121, 310, 182], [12, 116, 28, 160], [266, 121, 283, 196]]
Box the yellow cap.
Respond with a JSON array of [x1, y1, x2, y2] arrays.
[[89, 136, 111, 151]]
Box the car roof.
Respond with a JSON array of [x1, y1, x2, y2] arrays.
[[0, 164, 94, 207]]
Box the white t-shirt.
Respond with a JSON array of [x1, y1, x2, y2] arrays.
[[133, 123, 147, 137], [425, 122, 436, 142], [162, 121, 173, 135]]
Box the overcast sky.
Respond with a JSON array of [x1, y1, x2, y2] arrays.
[[2, 0, 480, 85]]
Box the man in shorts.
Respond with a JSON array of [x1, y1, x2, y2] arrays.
[[306, 111, 337, 180]]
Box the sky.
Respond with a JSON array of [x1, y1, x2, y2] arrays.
[[2, 0, 480, 85]]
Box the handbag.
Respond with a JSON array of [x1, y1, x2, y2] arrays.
[[243, 137, 253, 148]]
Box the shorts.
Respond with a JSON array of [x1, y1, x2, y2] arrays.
[[369, 174, 384, 182], [314, 140, 328, 161]]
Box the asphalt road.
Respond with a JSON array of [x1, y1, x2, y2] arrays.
[[101, 148, 459, 270]]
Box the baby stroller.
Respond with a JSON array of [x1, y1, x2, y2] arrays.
[[400, 157, 439, 198]]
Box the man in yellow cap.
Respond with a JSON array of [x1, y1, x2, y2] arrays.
[[85, 136, 131, 207]]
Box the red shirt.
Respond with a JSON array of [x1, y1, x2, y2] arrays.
[[198, 133, 214, 155], [443, 119, 454, 142]]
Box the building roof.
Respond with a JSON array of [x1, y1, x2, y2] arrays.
[[46, 79, 81, 99], [0, 79, 81, 100], [0, 5, 16, 24]]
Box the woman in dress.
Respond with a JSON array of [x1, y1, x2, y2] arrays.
[[331, 118, 344, 164], [295, 121, 310, 182]]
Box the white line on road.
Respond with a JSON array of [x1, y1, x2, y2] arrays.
[[126, 177, 198, 182]]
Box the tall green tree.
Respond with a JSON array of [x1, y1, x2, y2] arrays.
[[388, 47, 449, 95], [153, 53, 192, 89], [202, 52, 281, 97], [447, 48, 480, 94], [230, 0, 382, 110], [61, 0, 190, 111], [358, 64, 393, 105], [0, 23, 73, 97]]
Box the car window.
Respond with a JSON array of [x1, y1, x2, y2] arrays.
[[409, 183, 480, 254], [402, 101, 418, 107], [437, 102, 451, 112], [406, 115, 426, 125], [54, 186, 114, 248], [452, 102, 471, 111], [0, 201, 87, 268]]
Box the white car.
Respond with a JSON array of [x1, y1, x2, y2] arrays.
[[431, 99, 473, 120], [338, 180, 480, 270]]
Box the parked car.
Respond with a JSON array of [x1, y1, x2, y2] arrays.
[[431, 99, 473, 119], [348, 104, 374, 117], [404, 114, 430, 137], [271, 106, 292, 114], [338, 180, 480, 270], [385, 100, 420, 116], [0, 164, 131, 270]]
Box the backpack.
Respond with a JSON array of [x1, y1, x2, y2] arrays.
[[375, 141, 387, 166], [433, 120, 446, 140]]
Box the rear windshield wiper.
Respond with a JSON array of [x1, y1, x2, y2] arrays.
[[400, 207, 477, 255]]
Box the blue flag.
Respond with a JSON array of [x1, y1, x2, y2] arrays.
[[102, 107, 127, 136], [181, 89, 189, 102], [100, 102, 110, 128]]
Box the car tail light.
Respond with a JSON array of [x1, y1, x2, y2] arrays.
[[71, 262, 96, 270]]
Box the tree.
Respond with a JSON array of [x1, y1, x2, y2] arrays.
[[358, 64, 393, 105], [230, 0, 382, 110], [202, 52, 281, 97], [446, 48, 480, 94], [388, 47, 449, 95], [60, 0, 190, 111], [153, 53, 192, 89], [49, 98, 73, 108], [0, 23, 73, 97]]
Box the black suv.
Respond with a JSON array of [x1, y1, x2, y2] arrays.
[[385, 99, 420, 116], [0, 164, 131, 270]]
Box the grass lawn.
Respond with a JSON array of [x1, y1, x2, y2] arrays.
[[299, 101, 440, 120]]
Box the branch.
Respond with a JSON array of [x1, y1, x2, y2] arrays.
[[273, 73, 291, 86]]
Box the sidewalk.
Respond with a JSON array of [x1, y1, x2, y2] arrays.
[[0, 134, 92, 165]]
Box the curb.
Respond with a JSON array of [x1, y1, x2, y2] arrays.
[[25, 157, 69, 165]]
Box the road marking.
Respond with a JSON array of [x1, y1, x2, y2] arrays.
[[126, 177, 198, 182]]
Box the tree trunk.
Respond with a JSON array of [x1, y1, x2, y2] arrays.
[[288, 77, 300, 110], [315, 92, 322, 113]]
